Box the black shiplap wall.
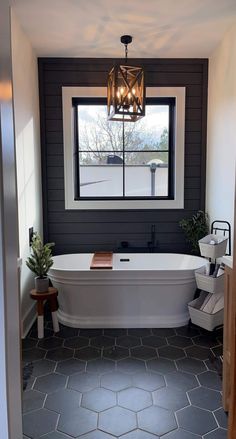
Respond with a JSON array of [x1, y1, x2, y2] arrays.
[[38, 58, 208, 255]]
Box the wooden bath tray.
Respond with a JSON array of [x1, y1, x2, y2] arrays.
[[90, 252, 113, 269]]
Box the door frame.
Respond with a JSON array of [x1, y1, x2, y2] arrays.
[[0, 1, 22, 437], [228, 167, 236, 437]]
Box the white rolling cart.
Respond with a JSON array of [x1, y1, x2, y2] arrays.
[[188, 220, 231, 333]]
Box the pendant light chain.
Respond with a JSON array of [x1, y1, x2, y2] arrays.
[[125, 43, 128, 63]]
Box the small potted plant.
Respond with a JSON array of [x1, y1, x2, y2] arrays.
[[26, 233, 55, 292], [179, 210, 209, 255]]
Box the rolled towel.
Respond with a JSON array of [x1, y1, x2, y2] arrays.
[[201, 292, 223, 314], [212, 295, 224, 313]]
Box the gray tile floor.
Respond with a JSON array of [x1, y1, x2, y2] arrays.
[[22, 319, 227, 439]]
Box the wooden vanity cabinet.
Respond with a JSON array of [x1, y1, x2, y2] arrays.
[[223, 264, 236, 437]]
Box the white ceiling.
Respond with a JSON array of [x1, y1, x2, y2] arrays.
[[12, 0, 236, 58]]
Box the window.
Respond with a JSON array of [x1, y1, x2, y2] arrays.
[[73, 98, 175, 200], [62, 87, 185, 209]]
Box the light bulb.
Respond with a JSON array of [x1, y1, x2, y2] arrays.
[[132, 88, 136, 95], [120, 87, 124, 95]]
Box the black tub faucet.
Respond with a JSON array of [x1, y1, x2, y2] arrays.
[[148, 224, 156, 252]]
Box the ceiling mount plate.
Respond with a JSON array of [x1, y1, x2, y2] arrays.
[[120, 35, 132, 45]]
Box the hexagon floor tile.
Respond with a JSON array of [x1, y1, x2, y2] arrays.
[[165, 371, 199, 391], [188, 386, 222, 411], [68, 372, 100, 392], [91, 335, 115, 348], [168, 335, 193, 348], [198, 371, 222, 391], [158, 345, 186, 360], [75, 346, 101, 361], [176, 405, 218, 436], [147, 358, 177, 374], [55, 358, 85, 375], [58, 407, 98, 437], [132, 371, 165, 391], [81, 387, 116, 412], [137, 405, 177, 436], [38, 432, 74, 439], [117, 358, 146, 373], [79, 431, 116, 439], [46, 347, 73, 362], [176, 357, 207, 374], [64, 335, 89, 349], [31, 359, 56, 377], [86, 358, 115, 374], [142, 335, 167, 348], [162, 429, 201, 439], [101, 371, 132, 391], [214, 408, 228, 429], [153, 386, 189, 411], [98, 406, 137, 436], [116, 335, 141, 348], [22, 323, 225, 439], [103, 346, 129, 360], [203, 428, 227, 439], [23, 389, 46, 413], [118, 387, 152, 412], [120, 430, 159, 439], [34, 373, 67, 393], [45, 388, 82, 413], [23, 408, 58, 438]]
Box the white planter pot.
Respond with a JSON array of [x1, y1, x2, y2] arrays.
[[35, 277, 49, 293]]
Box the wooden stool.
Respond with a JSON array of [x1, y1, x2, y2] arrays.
[[30, 287, 59, 339]]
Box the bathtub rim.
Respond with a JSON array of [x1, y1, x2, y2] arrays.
[[49, 252, 207, 273]]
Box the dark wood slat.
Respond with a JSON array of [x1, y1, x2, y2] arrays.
[[48, 190, 65, 201], [185, 143, 201, 154], [185, 155, 201, 166], [47, 210, 197, 224], [200, 59, 208, 210], [185, 119, 202, 132], [186, 108, 202, 120], [43, 63, 203, 73], [186, 96, 202, 108], [40, 58, 207, 65], [46, 144, 64, 155], [48, 222, 182, 235], [49, 232, 185, 246], [53, 242, 191, 255], [185, 166, 201, 177], [185, 132, 202, 143], [47, 155, 64, 167]]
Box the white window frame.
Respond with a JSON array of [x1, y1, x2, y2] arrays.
[[62, 86, 185, 210]]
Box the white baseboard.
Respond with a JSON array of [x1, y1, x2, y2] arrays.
[[22, 302, 37, 338]]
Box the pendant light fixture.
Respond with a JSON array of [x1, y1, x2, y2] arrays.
[[107, 35, 145, 122]]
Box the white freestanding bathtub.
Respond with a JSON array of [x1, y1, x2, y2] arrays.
[[49, 253, 206, 328]]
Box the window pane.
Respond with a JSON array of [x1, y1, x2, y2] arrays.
[[125, 105, 169, 151], [125, 152, 169, 197], [78, 105, 123, 151], [79, 152, 123, 197]]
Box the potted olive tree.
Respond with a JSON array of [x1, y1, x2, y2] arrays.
[[26, 233, 55, 292]]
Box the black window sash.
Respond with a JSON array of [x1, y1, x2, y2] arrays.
[[72, 97, 175, 200]]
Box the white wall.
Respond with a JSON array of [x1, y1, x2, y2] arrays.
[[11, 11, 43, 335], [206, 20, 236, 254]]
